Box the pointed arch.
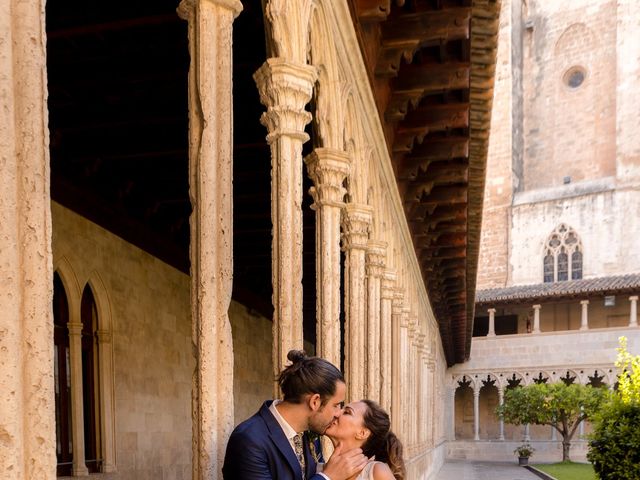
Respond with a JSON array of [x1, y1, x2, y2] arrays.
[[309, 0, 344, 150], [542, 224, 583, 282], [84, 271, 117, 473], [54, 256, 82, 324]]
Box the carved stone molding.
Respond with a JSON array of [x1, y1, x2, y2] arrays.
[[254, 58, 317, 143], [305, 148, 350, 208], [342, 203, 373, 251]]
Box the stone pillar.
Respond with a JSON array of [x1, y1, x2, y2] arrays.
[[473, 385, 481, 441], [629, 296, 638, 327], [390, 290, 403, 433], [524, 424, 531, 442], [380, 270, 396, 412], [580, 300, 589, 331], [449, 386, 457, 441], [532, 304, 541, 334], [305, 149, 349, 366], [365, 240, 386, 401], [551, 425, 557, 441], [498, 386, 505, 441], [96, 329, 116, 473], [178, 0, 241, 476], [0, 1, 56, 478], [400, 307, 411, 443], [342, 204, 372, 401], [67, 322, 89, 476], [487, 308, 496, 337], [254, 59, 317, 379]]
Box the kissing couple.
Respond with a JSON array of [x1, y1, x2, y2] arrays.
[[223, 350, 405, 480]]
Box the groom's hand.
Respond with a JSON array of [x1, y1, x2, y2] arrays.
[[321, 443, 368, 480]]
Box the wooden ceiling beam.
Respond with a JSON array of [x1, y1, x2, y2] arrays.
[[376, 7, 471, 77], [386, 63, 470, 121], [418, 185, 467, 205]]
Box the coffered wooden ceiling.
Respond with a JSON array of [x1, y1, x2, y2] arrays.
[[348, 0, 500, 365]]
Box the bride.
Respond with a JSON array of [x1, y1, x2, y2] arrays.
[[324, 400, 405, 480]]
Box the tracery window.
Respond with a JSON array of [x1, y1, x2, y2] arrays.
[[53, 270, 111, 476], [543, 224, 583, 283]]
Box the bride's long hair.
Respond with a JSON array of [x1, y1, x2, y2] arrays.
[[360, 400, 406, 480]]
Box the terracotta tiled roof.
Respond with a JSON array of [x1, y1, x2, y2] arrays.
[[476, 274, 640, 305]]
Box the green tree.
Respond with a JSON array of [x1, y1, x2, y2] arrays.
[[588, 337, 640, 480], [497, 382, 608, 461]]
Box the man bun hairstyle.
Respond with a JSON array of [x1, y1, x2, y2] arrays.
[[360, 399, 406, 480], [278, 350, 345, 405]]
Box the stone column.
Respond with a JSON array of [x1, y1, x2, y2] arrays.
[[254, 60, 317, 379], [342, 204, 372, 401], [449, 386, 457, 441], [305, 149, 349, 366], [524, 424, 531, 442], [400, 307, 411, 443], [390, 290, 404, 433], [551, 424, 557, 441], [365, 240, 386, 401], [532, 304, 541, 334], [487, 308, 496, 337], [380, 270, 396, 412], [473, 384, 481, 441], [0, 1, 56, 478], [67, 322, 89, 476], [580, 300, 589, 331], [178, 0, 241, 476], [96, 329, 116, 473], [498, 385, 505, 441], [629, 296, 638, 327]]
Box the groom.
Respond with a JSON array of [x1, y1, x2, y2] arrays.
[[222, 350, 368, 479]]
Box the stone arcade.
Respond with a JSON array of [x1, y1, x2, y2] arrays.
[[0, 0, 500, 479]]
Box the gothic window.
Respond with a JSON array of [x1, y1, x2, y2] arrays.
[[53, 273, 73, 477], [543, 224, 583, 283], [571, 250, 583, 280], [81, 285, 101, 473]]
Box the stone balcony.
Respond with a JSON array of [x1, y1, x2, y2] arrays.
[[451, 326, 640, 383]]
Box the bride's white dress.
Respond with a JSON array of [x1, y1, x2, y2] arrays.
[[356, 461, 383, 480]]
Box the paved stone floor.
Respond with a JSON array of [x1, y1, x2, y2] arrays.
[[435, 460, 540, 480]]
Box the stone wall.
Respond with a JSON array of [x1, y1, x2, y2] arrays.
[[510, 188, 640, 284], [52, 202, 273, 478], [229, 301, 273, 425], [477, 0, 640, 289], [521, 0, 617, 191], [477, 0, 514, 289]]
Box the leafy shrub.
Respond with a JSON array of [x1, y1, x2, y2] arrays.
[[587, 401, 640, 479], [588, 337, 640, 480]]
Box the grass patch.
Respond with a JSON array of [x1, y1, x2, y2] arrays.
[[532, 461, 596, 480]]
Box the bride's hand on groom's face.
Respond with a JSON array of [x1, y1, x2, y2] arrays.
[[322, 442, 369, 480]]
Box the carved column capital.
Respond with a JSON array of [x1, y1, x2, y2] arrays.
[[67, 322, 83, 336], [366, 240, 387, 278], [96, 329, 112, 344], [254, 58, 317, 143], [305, 148, 349, 208], [381, 269, 396, 300], [177, 0, 243, 20], [342, 203, 373, 251]]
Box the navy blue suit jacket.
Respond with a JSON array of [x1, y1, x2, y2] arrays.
[[223, 401, 325, 480]]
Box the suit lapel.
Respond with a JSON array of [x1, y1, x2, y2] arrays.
[[259, 401, 304, 479]]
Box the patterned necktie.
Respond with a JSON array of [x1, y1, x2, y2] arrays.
[[293, 433, 306, 480]]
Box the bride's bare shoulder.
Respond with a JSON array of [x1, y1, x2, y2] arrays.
[[372, 461, 395, 480]]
